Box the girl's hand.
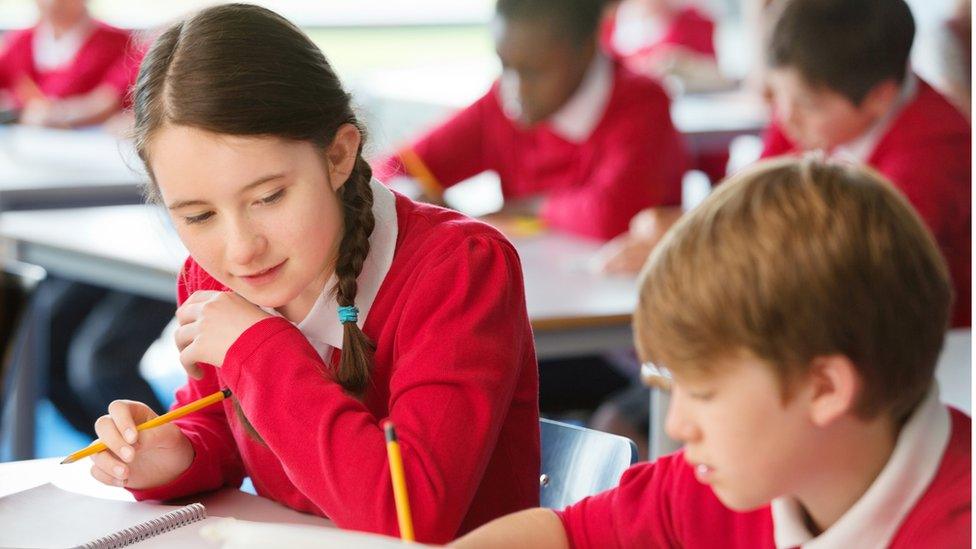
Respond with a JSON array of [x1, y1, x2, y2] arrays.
[[89, 400, 194, 490], [174, 290, 272, 378]]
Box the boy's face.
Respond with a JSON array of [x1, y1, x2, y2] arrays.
[[492, 16, 594, 126], [666, 355, 819, 511], [766, 67, 880, 152]]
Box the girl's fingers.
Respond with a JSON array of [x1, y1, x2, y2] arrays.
[[173, 320, 200, 352], [90, 450, 129, 486], [179, 342, 204, 380], [89, 463, 125, 487], [94, 414, 136, 464]]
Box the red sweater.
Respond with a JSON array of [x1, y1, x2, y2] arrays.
[[557, 408, 971, 548], [0, 21, 141, 107], [761, 79, 972, 327], [128, 194, 541, 544], [376, 62, 688, 241], [600, 7, 717, 59]]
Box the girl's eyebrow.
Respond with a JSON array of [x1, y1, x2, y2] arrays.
[[167, 172, 287, 210]]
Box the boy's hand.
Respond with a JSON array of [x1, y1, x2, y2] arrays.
[[90, 400, 194, 490], [595, 207, 683, 274], [174, 291, 272, 378]]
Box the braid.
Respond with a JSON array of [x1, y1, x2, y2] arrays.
[[333, 152, 377, 394]]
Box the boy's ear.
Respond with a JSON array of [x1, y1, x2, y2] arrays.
[[860, 79, 901, 118], [326, 123, 362, 191], [806, 354, 861, 427]]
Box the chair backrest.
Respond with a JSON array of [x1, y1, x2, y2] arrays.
[[539, 418, 638, 509]]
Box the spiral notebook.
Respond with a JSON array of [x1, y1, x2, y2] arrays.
[[0, 483, 219, 548]]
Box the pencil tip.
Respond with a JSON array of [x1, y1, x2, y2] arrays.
[[59, 457, 71, 464]]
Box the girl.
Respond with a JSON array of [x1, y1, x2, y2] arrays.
[[87, 4, 540, 544]]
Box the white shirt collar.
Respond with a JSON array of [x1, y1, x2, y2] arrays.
[[833, 74, 918, 163], [498, 52, 614, 143], [771, 383, 951, 549], [548, 53, 614, 142], [32, 16, 95, 72], [260, 178, 398, 361]]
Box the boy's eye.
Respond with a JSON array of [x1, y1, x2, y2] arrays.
[[184, 211, 214, 225], [259, 189, 285, 205]]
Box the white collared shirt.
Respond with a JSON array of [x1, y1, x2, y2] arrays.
[[832, 74, 918, 163], [32, 17, 95, 72], [499, 52, 614, 143], [260, 178, 398, 361], [771, 383, 951, 549]]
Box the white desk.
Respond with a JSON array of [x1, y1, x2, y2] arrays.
[[0, 126, 147, 211], [0, 204, 637, 459]]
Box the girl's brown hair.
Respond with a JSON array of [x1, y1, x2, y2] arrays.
[[133, 4, 376, 438]]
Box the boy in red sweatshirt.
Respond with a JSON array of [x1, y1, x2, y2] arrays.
[[454, 156, 970, 548], [600, 0, 970, 331], [376, 0, 688, 241]]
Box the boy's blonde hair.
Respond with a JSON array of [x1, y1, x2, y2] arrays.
[[635, 156, 951, 421]]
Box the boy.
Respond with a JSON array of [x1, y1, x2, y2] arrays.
[[599, 0, 971, 330], [453, 156, 971, 548], [376, 0, 688, 241]]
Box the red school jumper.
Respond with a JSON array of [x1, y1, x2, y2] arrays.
[[376, 61, 688, 241], [557, 408, 971, 548], [600, 6, 717, 60], [0, 22, 141, 107], [761, 79, 972, 328], [128, 194, 541, 544]]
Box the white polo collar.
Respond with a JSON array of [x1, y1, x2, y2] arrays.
[[261, 178, 398, 360], [32, 16, 95, 72], [498, 52, 614, 143], [548, 52, 614, 142], [771, 383, 951, 549], [833, 73, 918, 163]]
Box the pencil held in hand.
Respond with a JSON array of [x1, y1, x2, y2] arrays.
[[61, 388, 231, 464]]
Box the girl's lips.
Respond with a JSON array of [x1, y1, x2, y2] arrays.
[[239, 260, 286, 286]]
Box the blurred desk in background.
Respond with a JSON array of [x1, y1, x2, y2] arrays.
[[0, 126, 146, 211]]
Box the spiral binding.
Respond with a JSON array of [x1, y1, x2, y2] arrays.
[[79, 502, 207, 549]]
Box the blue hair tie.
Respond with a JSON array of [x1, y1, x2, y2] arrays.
[[337, 305, 359, 324]]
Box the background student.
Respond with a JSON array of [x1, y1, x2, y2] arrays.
[[376, 0, 688, 242], [0, 0, 142, 127], [87, 5, 539, 544], [453, 156, 971, 548], [600, 0, 728, 93], [1, 0, 173, 441]]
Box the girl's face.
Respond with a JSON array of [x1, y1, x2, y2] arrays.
[[149, 124, 355, 321]]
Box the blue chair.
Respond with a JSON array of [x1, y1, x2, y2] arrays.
[[539, 418, 638, 509]]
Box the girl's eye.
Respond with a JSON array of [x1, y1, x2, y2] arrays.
[[184, 211, 214, 225], [259, 189, 285, 205]]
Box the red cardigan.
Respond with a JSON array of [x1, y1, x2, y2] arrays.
[[129, 194, 541, 544], [761, 79, 972, 328], [376, 61, 688, 241], [0, 21, 141, 107], [557, 408, 971, 548]]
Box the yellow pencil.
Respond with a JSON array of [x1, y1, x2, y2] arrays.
[[60, 388, 231, 464], [384, 421, 415, 542]]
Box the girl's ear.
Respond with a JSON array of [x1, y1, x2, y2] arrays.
[[326, 123, 362, 191]]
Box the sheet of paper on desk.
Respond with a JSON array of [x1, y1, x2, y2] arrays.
[[0, 482, 196, 548], [199, 518, 432, 548]]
